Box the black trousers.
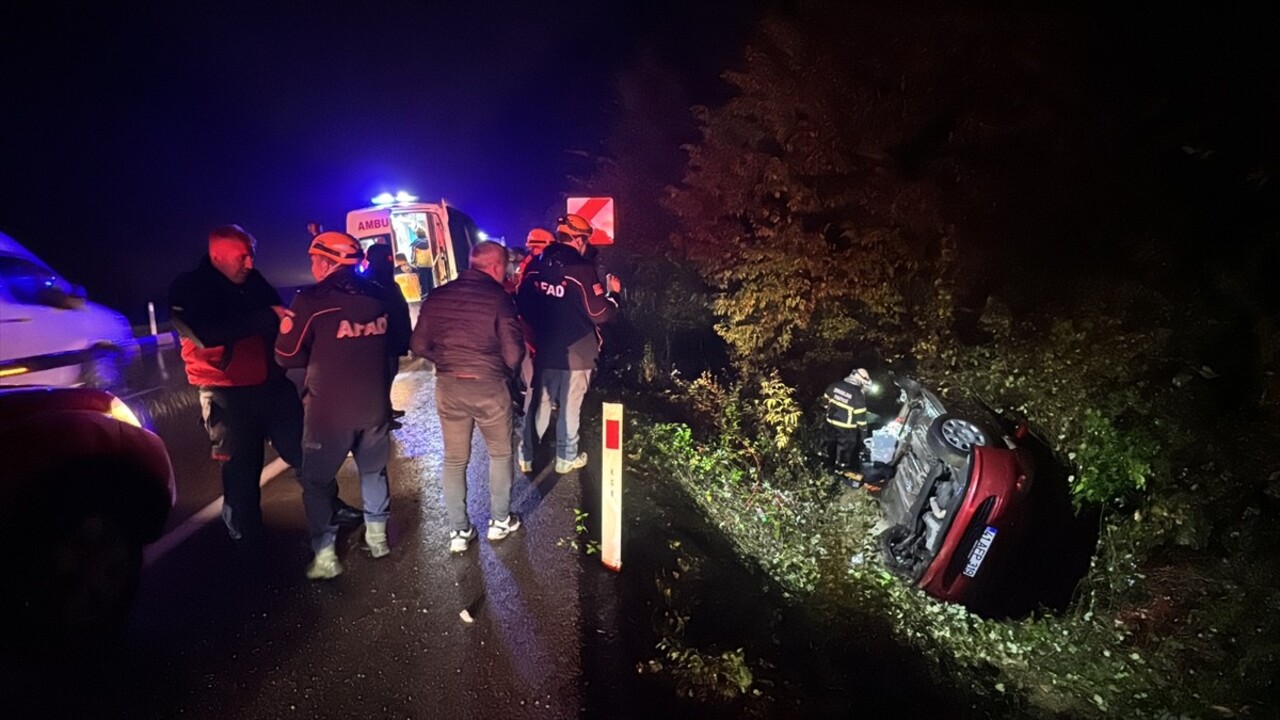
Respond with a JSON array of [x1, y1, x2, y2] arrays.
[[827, 425, 865, 470], [198, 376, 303, 540]]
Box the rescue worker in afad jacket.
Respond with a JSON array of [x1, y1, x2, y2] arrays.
[[823, 368, 872, 474], [275, 232, 411, 580], [515, 214, 623, 475]]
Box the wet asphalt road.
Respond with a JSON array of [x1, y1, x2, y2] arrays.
[[1, 348, 969, 719]]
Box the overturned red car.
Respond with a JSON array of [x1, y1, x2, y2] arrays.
[[862, 376, 1035, 607]]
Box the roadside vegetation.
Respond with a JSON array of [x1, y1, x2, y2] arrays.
[[580, 2, 1279, 716]]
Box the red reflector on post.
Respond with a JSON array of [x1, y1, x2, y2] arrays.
[[605, 419, 621, 450]]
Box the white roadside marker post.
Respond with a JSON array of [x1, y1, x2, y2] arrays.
[[601, 402, 624, 571]]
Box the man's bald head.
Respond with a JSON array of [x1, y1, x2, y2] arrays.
[[208, 224, 257, 284], [470, 241, 508, 283]]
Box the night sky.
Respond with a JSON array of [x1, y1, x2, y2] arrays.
[[3, 2, 1276, 324], [1, 0, 760, 318]]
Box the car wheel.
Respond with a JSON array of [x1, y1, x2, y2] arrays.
[[926, 413, 991, 465], [880, 523, 926, 582], [80, 344, 126, 390], [53, 509, 143, 632], [7, 503, 143, 648]]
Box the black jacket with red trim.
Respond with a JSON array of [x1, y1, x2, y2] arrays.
[[515, 242, 620, 370], [168, 257, 283, 388], [274, 267, 409, 430]]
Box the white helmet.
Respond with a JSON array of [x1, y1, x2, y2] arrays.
[[846, 368, 871, 387]]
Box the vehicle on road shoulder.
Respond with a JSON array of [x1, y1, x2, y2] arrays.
[[0, 385, 175, 642], [861, 376, 1035, 607], [0, 230, 137, 389]]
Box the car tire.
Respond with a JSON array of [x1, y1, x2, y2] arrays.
[[926, 413, 991, 466], [5, 494, 143, 651], [52, 508, 143, 635], [80, 344, 126, 390], [880, 523, 927, 582]]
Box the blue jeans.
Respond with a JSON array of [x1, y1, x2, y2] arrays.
[[435, 375, 514, 532], [515, 355, 538, 468], [300, 423, 391, 553], [534, 368, 592, 464]]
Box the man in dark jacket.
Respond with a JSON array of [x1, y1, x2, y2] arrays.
[[411, 241, 525, 553], [516, 214, 622, 474], [169, 224, 361, 544], [364, 243, 412, 426], [275, 232, 410, 579]]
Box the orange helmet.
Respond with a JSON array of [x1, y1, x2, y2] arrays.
[[556, 213, 592, 241], [309, 231, 364, 265], [526, 228, 554, 250]]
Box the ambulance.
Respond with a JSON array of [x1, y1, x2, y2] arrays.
[[346, 192, 483, 302]]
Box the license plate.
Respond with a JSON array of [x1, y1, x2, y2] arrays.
[[963, 526, 997, 577]]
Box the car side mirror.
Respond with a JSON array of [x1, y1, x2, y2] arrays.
[[66, 285, 87, 308], [34, 286, 85, 309]]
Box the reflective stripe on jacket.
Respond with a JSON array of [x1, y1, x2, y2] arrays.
[[824, 379, 867, 429]]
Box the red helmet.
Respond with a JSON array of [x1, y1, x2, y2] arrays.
[[526, 228, 554, 249], [309, 232, 364, 265]]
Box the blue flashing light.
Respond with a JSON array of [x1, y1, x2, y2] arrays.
[[394, 191, 418, 203], [371, 192, 395, 205], [476, 230, 489, 241]]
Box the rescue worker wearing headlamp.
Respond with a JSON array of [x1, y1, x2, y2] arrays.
[[275, 232, 410, 580], [823, 368, 872, 474]]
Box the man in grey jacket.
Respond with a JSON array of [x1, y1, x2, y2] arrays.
[[410, 241, 525, 553]]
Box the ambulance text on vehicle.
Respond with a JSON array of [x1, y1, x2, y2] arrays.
[[346, 193, 483, 302]]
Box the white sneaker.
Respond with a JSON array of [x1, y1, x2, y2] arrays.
[[305, 545, 343, 580], [365, 521, 390, 559], [487, 514, 521, 541], [554, 452, 588, 474], [449, 527, 476, 554]]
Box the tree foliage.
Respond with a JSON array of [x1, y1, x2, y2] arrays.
[[664, 18, 956, 367]]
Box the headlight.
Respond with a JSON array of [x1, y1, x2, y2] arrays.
[[108, 397, 142, 427]]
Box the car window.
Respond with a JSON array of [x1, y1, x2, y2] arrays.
[[0, 256, 73, 305]]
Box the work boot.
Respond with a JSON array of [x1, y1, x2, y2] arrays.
[[365, 521, 390, 559], [305, 545, 343, 580]]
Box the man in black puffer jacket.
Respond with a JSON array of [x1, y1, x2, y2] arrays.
[[516, 213, 622, 475], [411, 241, 525, 554], [275, 232, 410, 580]]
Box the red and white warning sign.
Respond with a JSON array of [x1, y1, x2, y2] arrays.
[[601, 402, 623, 571], [567, 196, 615, 245]]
